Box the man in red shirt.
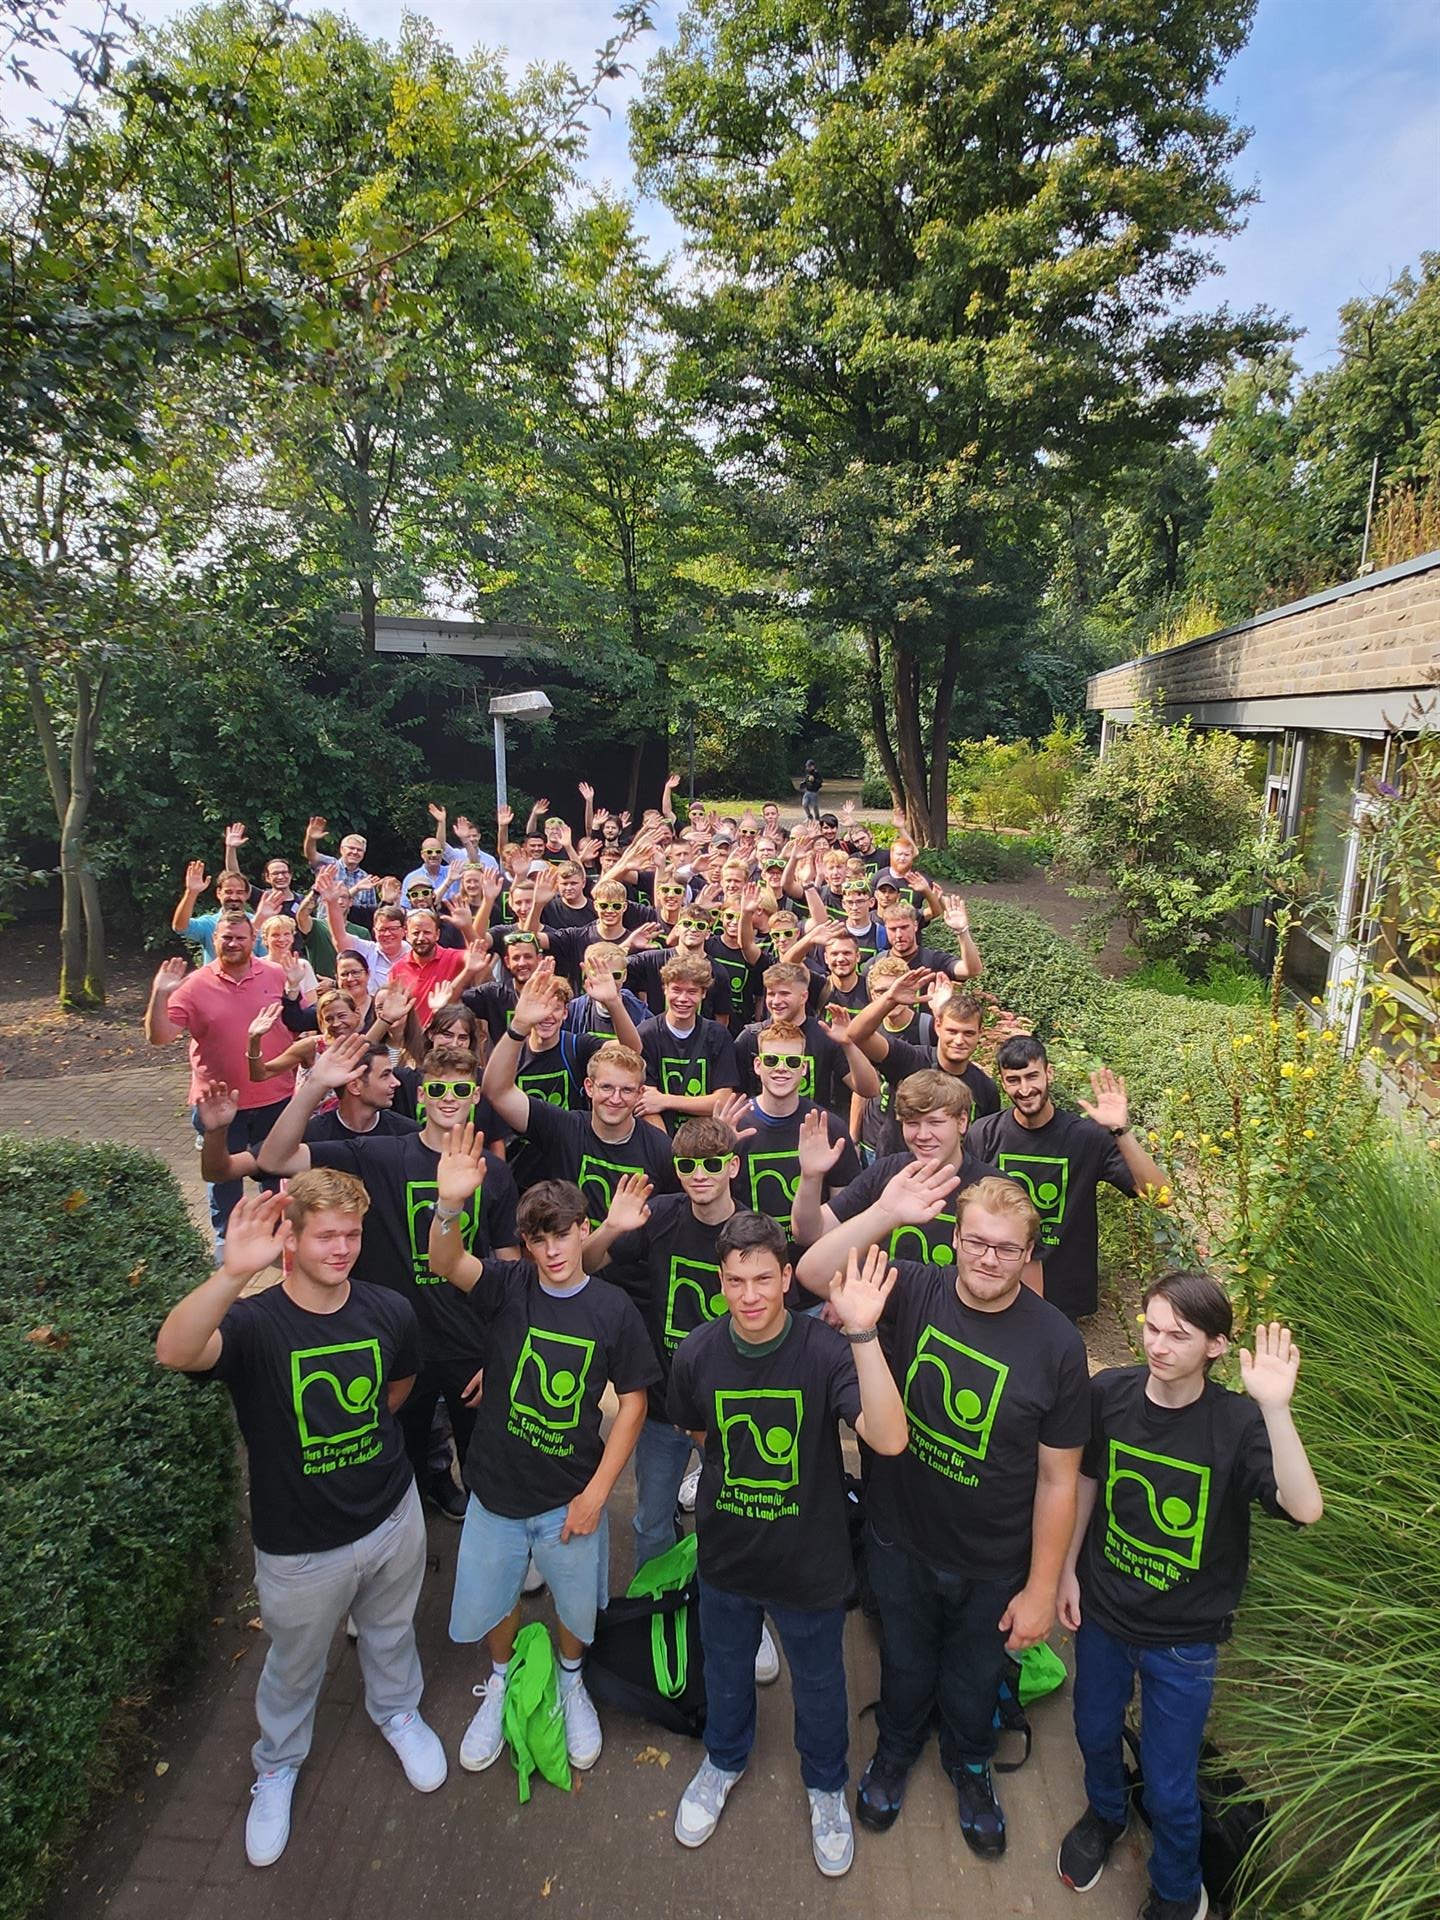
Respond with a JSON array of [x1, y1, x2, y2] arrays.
[[146, 909, 296, 1255], [387, 908, 477, 1030]]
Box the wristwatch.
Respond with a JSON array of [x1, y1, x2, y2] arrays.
[[842, 1327, 879, 1344], [1108, 1124, 1127, 1136]]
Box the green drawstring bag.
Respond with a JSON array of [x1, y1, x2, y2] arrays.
[[1017, 1640, 1069, 1707], [502, 1621, 572, 1804], [626, 1533, 699, 1700]]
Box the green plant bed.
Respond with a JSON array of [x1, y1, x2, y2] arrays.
[[869, 825, 1048, 882], [0, 1140, 236, 1920]]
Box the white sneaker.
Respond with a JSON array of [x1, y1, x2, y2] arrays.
[[755, 1623, 780, 1685], [522, 1555, 546, 1596], [808, 1786, 855, 1877], [677, 1466, 700, 1513], [560, 1671, 602, 1770], [674, 1757, 743, 1847], [345, 1613, 358, 1642], [459, 1675, 507, 1772], [246, 1765, 297, 1868], [381, 1710, 448, 1792]]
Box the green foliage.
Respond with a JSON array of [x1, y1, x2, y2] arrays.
[[967, 901, 1114, 1038], [869, 826, 1046, 883], [1061, 714, 1274, 966], [0, 1139, 235, 1919], [1212, 1139, 1440, 1920], [1128, 953, 1266, 1007], [1357, 727, 1440, 1103], [860, 776, 891, 810], [949, 722, 1090, 831]]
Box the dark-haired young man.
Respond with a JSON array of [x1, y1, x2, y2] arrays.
[[970, 1041, 1165, 1319], [846, 975, 1002, 1156], [668, 1215, 908, 1877], [1055, 1274, 1322, 1920], [426, 1141, 659, 1777]]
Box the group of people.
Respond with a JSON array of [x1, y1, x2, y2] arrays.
[[149, 783, 1321, 1919]]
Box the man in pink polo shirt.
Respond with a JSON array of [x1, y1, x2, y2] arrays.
[[146, 909, 296, 1255], [387, 908, 476, 1030]]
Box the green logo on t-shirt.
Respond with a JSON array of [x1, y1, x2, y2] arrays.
[[711, 954, 749, 1013], [406, 1179, 478, 1284], [714, 1388, 803, 1519], [996, 1153, 1069, 1246], [518, 1065, 573, 1109], [902, 1328, 1008, 1485], [888, 1211, 956, 1266], [576, 1152, 637, 1223], [290, 1339, 384, 1476], [663, 1255, 727, 1351], [745, 1151, 801, 1229], [509, 1328, 596, 1444], [1103, 1441, 1211, 1588], [661, 1056, 709, 1099]]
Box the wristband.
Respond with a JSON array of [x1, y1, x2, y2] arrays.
[[1109, 1124, 1127, 1136], [842, 1326, 880, 1344], [433, 1205, 464, 1228]]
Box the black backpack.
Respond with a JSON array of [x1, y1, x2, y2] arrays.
[[585, 1576, 706, 1739]]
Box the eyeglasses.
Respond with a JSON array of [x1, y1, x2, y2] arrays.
[[957, 1234, 1027, 1264], [594, 899, 624, 911], [757, 1052, 803, 1070], [421, 847, 443, 858], [422, 1080, 476, 1101], [658, 884, 686, 897], [674, 1154, 732, 1175]]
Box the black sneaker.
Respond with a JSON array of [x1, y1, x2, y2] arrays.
[[855, 1751, 910, 1833], [953, 1762, 1006, 1858], [1057, 1805, 1128, 1890], [1140, 1890, 1209, 1920], [426, 1473, 467, 1522]]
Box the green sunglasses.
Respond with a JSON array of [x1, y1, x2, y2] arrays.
[[674, 1154, 733, 1175], [757, 1052, 804, 1070], [422, 1080, 476, 1101]]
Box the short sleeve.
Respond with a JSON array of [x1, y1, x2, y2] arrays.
[[608, 1292, 664, 1396], [391, 1298, 422, 1381], [1038, 1326, 1093, 1450], [484, 1155, 520, 1252], [1098, 1127, 1139, 1197], [666, 1343, 704, 1431], [306, 1139, 366, 1178], [821, 1329, 863, 1430]]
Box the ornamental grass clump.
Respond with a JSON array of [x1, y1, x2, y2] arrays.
[[1213, 1138, 1440, 1919]]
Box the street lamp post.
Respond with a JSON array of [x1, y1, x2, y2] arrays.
[[488, 689, 553, 812]]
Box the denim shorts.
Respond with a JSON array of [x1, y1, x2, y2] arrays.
[[449, 1494, 610, 1646]]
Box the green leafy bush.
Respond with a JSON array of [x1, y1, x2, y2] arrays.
[[950, 720, 1090, 830], [0, 1141, 235, 1919], [1060, 713, 1275, 967], [1128, 953, 1266, 1007], [1214, 1139, 1440, 1920], [870, 825, 1045, 882], [967, 901, 1114, 1037], [860, 775, 892, 810]]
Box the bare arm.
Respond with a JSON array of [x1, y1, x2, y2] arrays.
[[562, 1389, 648, 1541], [156, 1193, 288, 1371], [1000, 1443, 1082, 1651], [171, 860, 208, 937], [145, 958, 188, 1046]]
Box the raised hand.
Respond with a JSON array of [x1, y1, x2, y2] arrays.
[[619, 810, 632, 828], [220, 1190, 290, 1279], [535, 796, 550, 815], [481, 866, 504, 903], [711, 1089, 758, 1144], [195, 1076, 239, 1132], [496, 803, 514, 829], [453, 814, 477, 843], [926, 974, 954, 1019], [446, 902, 474, 939], [184, 859, 209, 894], [829, 1244, 897, 1334], [943, 896, 971, 932], [372, 983, 414, 1027], [585, 962, 622, 1011], [592, 806, 611, 828], [248, 1001, 283, 1040], [511, 957, 558, 1032], [427, 800, 446, 828], [625, 921, 663, 951], [378, 875, 403, 904], [605, 1172, 653, 1234], [879, 1157, 961, 1226], [576, 836, 602, 864], [256, 888, 286, 921], [825, 1003, 855, 1039], [436, 1120, 488, 1211], [840, 798, 856, 822], [306, 815, 329, 843], [663, 771, 681, 791], [283, 956, 307, 996], [578, 780, 595, 802], [531, 864, 558, 903], [307, 1030, 369, 1090], [882, 965, 934, 1009], [1239, 1321, 1301, 1411], [1077, 1065, 1129, 1133], [224, 821, 248, 850], [797, 1106, 846, 1178], [152, 955, 189, 996], [428, 976, 460, 1014]]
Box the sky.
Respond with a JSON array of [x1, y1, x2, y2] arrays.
[[11, 0, 1439, 373]]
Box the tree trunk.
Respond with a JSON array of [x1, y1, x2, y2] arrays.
[[926, 638, 962, 848], [891, 641, 934, 846], [862, 629, 904, 811], [26, 659, 107, 1008]]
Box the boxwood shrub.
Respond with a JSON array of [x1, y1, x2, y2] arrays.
[[0, 1139, 235, 1920]]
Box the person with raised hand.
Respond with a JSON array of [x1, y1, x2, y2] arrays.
[[425, 1124, 658, 1780], [156, 1174, 444, 1869], [668, 1224, 907, 1878], [1055, 1278, 1322, 1920]]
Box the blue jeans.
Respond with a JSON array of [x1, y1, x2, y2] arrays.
[[632, 1418, 695, 1573], [191, 1097, 287, 1256], [867, 1522, 1013, 1773], [698, 1578, 848, 1791], [1073, 1618, 1217, 1904]]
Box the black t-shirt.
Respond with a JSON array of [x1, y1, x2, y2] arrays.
[[827, 1148, 1002, 1266], [1078, 1368, 1294, 1647], [811, 975, 869, 1020], [704, 938, 764, 1025], [668, 1314, 861, 1610], [869, 1037, 1000, 1156], [517, 1097, 678, 1222], [866, 1266, 1089, 1583], [461, 978, 519, 1046], [541, 899, 596, 931], [637, 1016, 739, 1132], [196, 1281, 419, 1555], [729, 1096, 859, 1235], [307, 1131, 519, 1366], [303, 1108, 421, 1145], [605, 1193, 731, 1419], [734, 1016, 850, 1113], [505, 1031, 604, 1187], [463, 1264, 659, 1518], [969, 1106, 1137, 1318]]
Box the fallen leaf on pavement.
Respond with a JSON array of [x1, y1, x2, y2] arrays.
[[229, 1646, 250, 1667], [154, 1761, 169, 1777], [634, 1746, 671, 1769]]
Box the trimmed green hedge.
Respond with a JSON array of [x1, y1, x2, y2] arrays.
[[870, 823, 1046, 882], [0, 1140, 235, 1920]]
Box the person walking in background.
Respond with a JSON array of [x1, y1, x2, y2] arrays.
[[800, 760, 823, 822]]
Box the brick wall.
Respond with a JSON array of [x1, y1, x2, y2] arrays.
[[1089, 561, 1440, 712]]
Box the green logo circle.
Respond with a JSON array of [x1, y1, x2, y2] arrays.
[[342, 1378, 372, 1410], [709, 1293, 727, 1315], [550, 1370, 577, 1400], [1036, 1181, 1059, 1205], [1161, 1495, 1192, 1528], [953, 1388, 983, 1422], [686, 1077, 704, 1095], [764, 1425, 793, 1458], [932, 1244, 954, 1265]]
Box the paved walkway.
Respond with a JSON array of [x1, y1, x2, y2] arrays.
[[4, 1064, 1150, 1920]]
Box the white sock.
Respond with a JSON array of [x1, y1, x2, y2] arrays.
[[559, 1655, 584, 1684], [491, 1659, 509, 1684]]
